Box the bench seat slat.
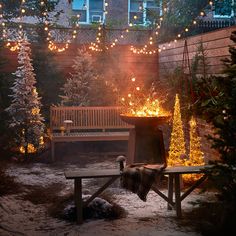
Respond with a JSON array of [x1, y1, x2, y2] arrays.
[[64, 166, 210, 179], [51, 131, 130, 142], [163, 165, 209, 174]]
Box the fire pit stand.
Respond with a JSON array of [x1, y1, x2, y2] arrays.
[[120, 115, 169, 165]]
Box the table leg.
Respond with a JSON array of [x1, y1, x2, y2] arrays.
[[174, 173, 182, 218], [75, 178, 83, 224], [167, 174, 174, 210]]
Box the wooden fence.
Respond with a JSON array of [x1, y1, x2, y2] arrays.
[[158, 25, 236, 77]]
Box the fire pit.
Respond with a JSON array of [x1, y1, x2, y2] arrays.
[[120, 114, 170, 165], [118, 77, 171, 165]]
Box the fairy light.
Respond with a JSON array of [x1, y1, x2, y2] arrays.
[[41, 0, 80, 53], [159, 0, 213, 50], [1, 0, 26, 52], [89, 1, 116, 52], [130, 0, 171, 55], [130, 35, 157, 55]]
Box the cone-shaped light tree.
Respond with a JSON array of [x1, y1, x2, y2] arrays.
[[6, 38, 45, 157], [168, 94, 186, 166], [188, 116, 205, 166], [183, 116, 205, 183]]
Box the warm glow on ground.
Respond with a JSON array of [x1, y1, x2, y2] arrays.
[[19, 136, 44, 154]]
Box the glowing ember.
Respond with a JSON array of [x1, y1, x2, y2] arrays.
[[120, 77, 169, 117]]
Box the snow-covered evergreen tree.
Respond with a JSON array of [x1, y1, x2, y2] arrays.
[[60, 48, 97, 106], [6, 38, 45, 157]]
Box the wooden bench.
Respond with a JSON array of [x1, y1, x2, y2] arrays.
[[50, 106, 133, 161], [65, 162, 210, 224]]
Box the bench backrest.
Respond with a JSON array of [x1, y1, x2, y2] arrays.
[[50, 106, 133, 131]]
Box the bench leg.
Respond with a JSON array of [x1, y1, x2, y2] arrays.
[[51, 141, 55, 162], [167, 174, 174, 210], [174, 174, 182, 218], [75, 179, 83, 224]]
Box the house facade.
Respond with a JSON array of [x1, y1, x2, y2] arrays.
[[68, 0, 160, 26], [68, 0, 236, 27], [198, 0, 236, 30]]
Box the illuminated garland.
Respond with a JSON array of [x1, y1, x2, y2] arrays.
[[131, 0, 214, 54], [129, 4, 167, 55], [158, 1, 213, 51], [0, 0, 26, 52], [41, 0, 80, 53], [130, 36, 157, 55], [89, 1, 109, 52]]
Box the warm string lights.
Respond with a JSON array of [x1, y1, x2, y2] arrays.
[[129, 3, 168, 55], [89, 1, 133, 52], [0, 0, 26, 52], [130, 1, 213, 54], [158, 0, 214, 51], [130, 36, 157, 55], [89, 1, 109, 52], [41, 0, 80, 53], [89, 24, 107, 52]]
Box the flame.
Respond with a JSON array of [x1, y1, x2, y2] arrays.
[[120, 78, 169, 117]]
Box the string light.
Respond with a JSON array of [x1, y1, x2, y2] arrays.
[[89, 1, 110, 52], [0, 0, 27, 52], [130, 35, 158, 55], [41, 0, 80, 53], [130, 2, 169, 55], [159, 0, 213, 51]]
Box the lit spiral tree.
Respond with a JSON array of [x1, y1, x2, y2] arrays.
[[188, 116, 205, 165], [184, 116, 205, 182], [168, 94, 186, 166]]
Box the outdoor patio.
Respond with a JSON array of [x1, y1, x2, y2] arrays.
[[0, 1, 236, 236]]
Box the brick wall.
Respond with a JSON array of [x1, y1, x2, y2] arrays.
[[0, 44, 158, 82]]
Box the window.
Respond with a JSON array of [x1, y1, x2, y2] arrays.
[[146, 0, 160, 24], [129, 0, 160, 25], [214, 0, 234, 18], [72, 0, 105, 24]]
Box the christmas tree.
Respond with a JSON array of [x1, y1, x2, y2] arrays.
[[60, 48, 97, 106], [168, 94, 186, 166], [188, 116, 205, 165], [184, 116, 205, 183], [6, 38, 45, 157]]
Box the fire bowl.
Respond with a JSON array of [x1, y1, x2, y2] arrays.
[[120, 114, 170, 127]]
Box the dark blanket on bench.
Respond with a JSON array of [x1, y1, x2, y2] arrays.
[[121, 164, 165, 201]]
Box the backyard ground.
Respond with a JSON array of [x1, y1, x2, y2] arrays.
[[0, 142, 218, 236]]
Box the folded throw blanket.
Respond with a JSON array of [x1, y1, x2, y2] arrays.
[[121, 164, 165, 201]]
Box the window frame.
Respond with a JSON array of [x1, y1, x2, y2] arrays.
[[72, 0, 106, 24], [128, 0, 160, 26], [213, 0, 234, 18]]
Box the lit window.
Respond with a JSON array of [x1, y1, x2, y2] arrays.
[[129, 0, 160, 25], [71, 0, 105, 23], [146, 0, 160, 24], [214, 0, 234, 18], [130, 0, 144, 24]]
